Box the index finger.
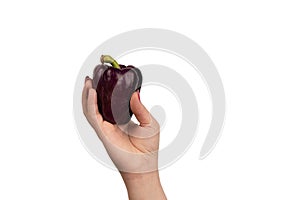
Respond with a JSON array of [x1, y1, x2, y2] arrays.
[[82, 76, 92, 116]]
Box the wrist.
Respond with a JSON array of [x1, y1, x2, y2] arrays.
[[121, 170, 158, 182], [121, 171, 166, 200]]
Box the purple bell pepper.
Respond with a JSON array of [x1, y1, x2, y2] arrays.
[[92, 55, 142, 124]]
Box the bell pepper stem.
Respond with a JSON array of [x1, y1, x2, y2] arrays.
[[101, 55, 120, 69]]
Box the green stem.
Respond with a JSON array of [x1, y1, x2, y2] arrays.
[[101, 55, 120, 69]]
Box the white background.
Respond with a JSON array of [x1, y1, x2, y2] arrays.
[[0, 0, 299, 199]]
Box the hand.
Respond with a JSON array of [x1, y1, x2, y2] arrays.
[[82, 76, 166, 199], [82, 76, 160, 173]]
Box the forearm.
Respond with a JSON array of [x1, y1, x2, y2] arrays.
[[121, 171, 167, 200]]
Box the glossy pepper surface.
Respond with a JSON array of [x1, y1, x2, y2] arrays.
[[92, 55, 142, 124]]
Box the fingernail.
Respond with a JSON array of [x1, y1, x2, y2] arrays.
[[85, 76, 89, 83]]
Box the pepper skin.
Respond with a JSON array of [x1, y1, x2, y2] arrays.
[[92, 55, 142, 124]]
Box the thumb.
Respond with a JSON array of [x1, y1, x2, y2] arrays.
[[130, 91, 151, 127]]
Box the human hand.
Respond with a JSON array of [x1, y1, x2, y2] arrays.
[[82, 76, 166, 199], [82, 76, 160, 173]]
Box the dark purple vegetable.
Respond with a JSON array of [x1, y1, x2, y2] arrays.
[[92, 55, 142, 124]]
